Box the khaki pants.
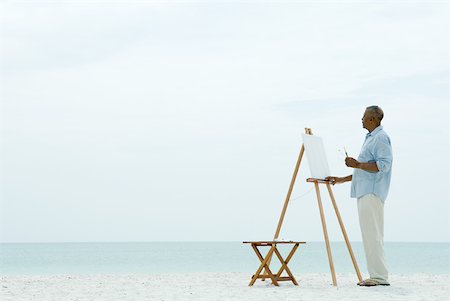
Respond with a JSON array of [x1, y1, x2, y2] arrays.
[[357, 193, 389, 282]]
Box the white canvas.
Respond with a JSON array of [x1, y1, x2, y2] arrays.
[[301, 134, 331, 180]]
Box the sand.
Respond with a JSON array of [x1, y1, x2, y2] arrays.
[[2, 273, 449, 301]]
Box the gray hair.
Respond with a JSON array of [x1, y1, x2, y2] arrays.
[[366, 105, 384, 122]]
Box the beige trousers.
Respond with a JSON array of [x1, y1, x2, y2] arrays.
[[357, 193, 389, 282]]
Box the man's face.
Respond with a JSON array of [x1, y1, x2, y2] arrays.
[[361, 109, 373, 130]]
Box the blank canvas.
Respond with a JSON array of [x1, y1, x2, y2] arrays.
[[301, 134, 331, 180]]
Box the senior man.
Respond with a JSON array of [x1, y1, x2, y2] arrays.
[[327, 105, 392, 287]]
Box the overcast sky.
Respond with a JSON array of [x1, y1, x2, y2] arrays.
[[1, 0, 449, 243]]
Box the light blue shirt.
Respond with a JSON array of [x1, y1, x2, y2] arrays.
[[351, 125, 393, 203]]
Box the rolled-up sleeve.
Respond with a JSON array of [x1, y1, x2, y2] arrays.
[[374, 136, 393, 173], [352, 126, 393, 202]]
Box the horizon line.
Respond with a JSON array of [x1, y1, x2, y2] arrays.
[[1, 240, 449, 244]]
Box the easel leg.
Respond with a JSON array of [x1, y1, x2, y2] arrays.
[[273, 145, 305, 240], [326, 184, 363, 282], [314, 182, 337, 286], [263, 144, 305, 280]]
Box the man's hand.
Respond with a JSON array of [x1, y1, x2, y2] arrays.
[[325, 176, 347, 185], [345, 157, 360, 168]]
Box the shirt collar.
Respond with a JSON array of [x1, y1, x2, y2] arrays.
[[366, 125, 383, 137]]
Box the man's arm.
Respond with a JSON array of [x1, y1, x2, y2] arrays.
[[325, 175, 352, 185], [346, 135, 392, 173], [345, 157, 379, 172]]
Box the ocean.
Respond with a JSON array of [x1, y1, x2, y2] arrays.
[[1, 242, 449, 275]]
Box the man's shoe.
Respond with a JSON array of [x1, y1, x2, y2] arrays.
[[357, 278, 390, 287], [358, 279, 378, 286]]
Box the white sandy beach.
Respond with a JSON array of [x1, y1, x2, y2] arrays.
[[2, 273, 449, 301]]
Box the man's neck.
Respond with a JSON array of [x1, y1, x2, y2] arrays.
[[367, 124, 381, 133]]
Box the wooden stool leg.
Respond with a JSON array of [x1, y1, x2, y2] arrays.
[[249, 245, 279, 286], [314, 182, 337, 286], [326, 183, 363, 282], [273, 247, 298, 285], [275, 243, 299, 278]]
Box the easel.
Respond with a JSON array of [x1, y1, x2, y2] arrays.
[[267, 128, 362, 286]]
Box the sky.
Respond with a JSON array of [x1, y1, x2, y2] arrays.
[[0, 0, 449, 243]]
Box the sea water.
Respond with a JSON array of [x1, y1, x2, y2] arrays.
[[0, 242, 449, 275]]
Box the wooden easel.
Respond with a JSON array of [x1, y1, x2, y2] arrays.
[[268, 128, 362, 286]]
